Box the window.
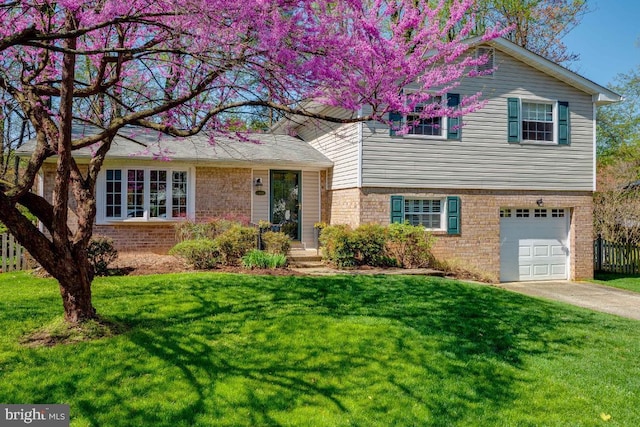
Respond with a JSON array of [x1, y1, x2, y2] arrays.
[[100, 167, 193, 221], [507, 98, 570, 145], [407, 98, 445, 137], [500, 208, 512, 218], [516, 209, 530, 218], [404, 199, 443, 229], [476, 47, 494, 75], [534, 208, 548, 218], [389, 93, 460, 140], [551, 209, 566, 218], [522, 102, 553, 142]]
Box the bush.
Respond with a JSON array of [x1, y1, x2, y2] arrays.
[[351, 223, 389, 267], [386, 222, 434, 268], [261, 231, 291, 255], [214, 225, 258, 265], [318, 224, 357, 268], [432, 258, 497, 283], [175, 217, 239, 242], [87, 236, 118, 276], [168, 239, 219, 269], [241, 249, 287, 269]]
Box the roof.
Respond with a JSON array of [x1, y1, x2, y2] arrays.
[[271, 36, 623, 133], [482, 37, 622, 106], [17, 127, 333, 168]]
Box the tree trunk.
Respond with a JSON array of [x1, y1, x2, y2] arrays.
[[55, 249, 97, 323]]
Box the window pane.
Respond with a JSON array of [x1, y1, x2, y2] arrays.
[[522, 102, 554, 142], [407, 97, 443, 136], [106, 169, 122, 218], [150, 170, 167, 218], [172, 171, 188, 218], [127, 169, 144, 218], [404, 199, 441, 228]]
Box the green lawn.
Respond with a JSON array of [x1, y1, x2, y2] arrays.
[[1, 272, 639, 426], [592, 273, 640, 293]]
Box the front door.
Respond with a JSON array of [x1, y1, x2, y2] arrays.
[[270, 170, 301, 240]]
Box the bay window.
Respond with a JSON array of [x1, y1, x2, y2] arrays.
[[99, 167, 193, 222]]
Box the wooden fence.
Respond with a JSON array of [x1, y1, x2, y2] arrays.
[[1, 233, 30, 272], [594, 236, 640, 275]]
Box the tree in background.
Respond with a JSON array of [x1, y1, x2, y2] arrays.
[[0, 0, 501, 324], [597, 67, 640, 163], [594, 66, 640, 244], [445, 0, 588, 65], [0, 96, 33, 180]]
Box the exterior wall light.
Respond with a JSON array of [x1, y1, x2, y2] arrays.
[[254, 178, 266, 195]]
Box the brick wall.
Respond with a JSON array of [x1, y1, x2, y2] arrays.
[[41, 165, 254, 253], [328, 188, 361, 228], [328, 187, 593, 281], [194, 167, 252, 221]]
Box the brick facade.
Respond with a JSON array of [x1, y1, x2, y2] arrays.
[[326, 187, 593, 281], [42, 165, 254, 253]]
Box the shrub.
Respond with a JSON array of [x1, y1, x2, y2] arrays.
[[318, 224, 357, 268], [242, 249, 287, 269], [168, 239, 219, 269], [214, 225, 258, 265], [386, 222, 434, 268], [87, 236, 118, 276], [351, 223, 389, 267], [175, 217, 239, 242], [432, 258, 497, 283], [261, 231, 291, 255]]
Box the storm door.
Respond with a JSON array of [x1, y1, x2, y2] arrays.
[[270, 170, 301, 240]]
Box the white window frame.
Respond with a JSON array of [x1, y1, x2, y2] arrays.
[[403, 198, 447, 231], [520, 99, 559, 145], [96, 166, 196, 224], [402, 93, 448, 140]]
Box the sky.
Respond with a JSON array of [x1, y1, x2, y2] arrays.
[[563, 0, 640, 87]]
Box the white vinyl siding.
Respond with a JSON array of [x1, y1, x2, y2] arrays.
[[251, 169, 270, 224], [359, 49, 595, 191], [301, 171, 321, 248], [296, 107, 360, 190]]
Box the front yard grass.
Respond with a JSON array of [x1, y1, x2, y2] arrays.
[[592, 273, 640, 293], [1, 271, 639, 426]]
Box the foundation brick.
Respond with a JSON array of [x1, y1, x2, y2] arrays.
[[327, 187, 593, 281]]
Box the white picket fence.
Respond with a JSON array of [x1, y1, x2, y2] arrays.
[[1, 233, 30, 272]]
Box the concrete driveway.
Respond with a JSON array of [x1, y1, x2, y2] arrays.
[[497, 281, 640, 320]]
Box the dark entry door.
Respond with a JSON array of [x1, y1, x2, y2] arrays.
[[270, 170, 300, 240]]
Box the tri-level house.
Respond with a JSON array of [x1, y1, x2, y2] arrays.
[[24, 37, 620, 281]]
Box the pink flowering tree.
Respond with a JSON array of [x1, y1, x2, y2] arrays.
[[0, 0, 500, 323]]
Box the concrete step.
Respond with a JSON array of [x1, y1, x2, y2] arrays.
[[288, 248, 322, 262], [288, 260, 325, 268]]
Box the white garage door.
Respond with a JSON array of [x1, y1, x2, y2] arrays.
[[500, 208, 569, 282]]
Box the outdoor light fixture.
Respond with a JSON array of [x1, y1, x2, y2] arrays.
[[536, 198, 544, 207], [254, 178, 266, 195]]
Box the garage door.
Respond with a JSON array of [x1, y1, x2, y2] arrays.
[[500, 208, 569, 282]]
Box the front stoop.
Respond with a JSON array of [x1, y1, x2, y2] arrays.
[[288, 248, 323, 267]]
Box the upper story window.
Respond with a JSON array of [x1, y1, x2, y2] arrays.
[[522, 102, 554, 142], [389, 93, 461, 140], [507, 98, 570, 146], [99, 167, 194, 222], [407, 98, 445, 137], [476, 47, 495, 76]]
